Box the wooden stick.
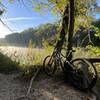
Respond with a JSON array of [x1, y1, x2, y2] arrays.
[[26, 67, 41, 97]]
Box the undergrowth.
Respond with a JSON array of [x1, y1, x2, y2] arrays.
[[0, 52, 19, 73]]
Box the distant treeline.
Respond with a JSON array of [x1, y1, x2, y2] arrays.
[[0, 23, 57, 47], [0, 19, 100, 47]]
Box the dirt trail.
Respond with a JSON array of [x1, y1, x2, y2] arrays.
[[0, 73, 96, 100], [0, 73, 28, 100]]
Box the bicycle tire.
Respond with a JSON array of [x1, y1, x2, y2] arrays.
[[43, 55, 57, 76], [70, 58, 97, 90]]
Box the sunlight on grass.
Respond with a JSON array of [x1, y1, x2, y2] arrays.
[[73, 47, 100, 58]]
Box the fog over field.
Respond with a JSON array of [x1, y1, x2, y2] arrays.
[[0, 46, 43, 55], [0, 46, 44, 64]]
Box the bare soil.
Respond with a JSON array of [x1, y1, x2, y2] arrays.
[[0, 72, 96, 100]]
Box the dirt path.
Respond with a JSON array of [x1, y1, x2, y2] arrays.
[[0, 73, 96, 100], [0, 73, 28, 100]]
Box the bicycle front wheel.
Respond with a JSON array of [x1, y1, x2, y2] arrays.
[[70, 58, 97, 90], [43, 55, 57, 76]]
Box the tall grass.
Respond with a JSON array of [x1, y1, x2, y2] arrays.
[[73, 46, 100, 58], [0, 41, 53, 74], [0, 52, 19, 73]]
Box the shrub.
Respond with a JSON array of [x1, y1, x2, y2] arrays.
[[0, 52, 19, 72]]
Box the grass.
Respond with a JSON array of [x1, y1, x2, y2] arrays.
[[0, 52, 19, 73], [0, 45, 53, 75]]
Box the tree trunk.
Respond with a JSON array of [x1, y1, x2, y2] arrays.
[[67, 0, 75, 61], [56, 5, 69, 52]]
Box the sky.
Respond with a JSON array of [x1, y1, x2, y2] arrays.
[[0, 0, 59, 38], [0, 0, 100, 38]]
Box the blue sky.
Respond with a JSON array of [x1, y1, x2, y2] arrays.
[[0, 0, 59, 38], [0, 0, 100, 38], [95, 0, 100, 19]]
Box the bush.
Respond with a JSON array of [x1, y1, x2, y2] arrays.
[[0, 52, 19, 72]]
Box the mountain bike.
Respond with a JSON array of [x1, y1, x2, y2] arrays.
[[43, 47, 98, 90], [43, 47, 66, 76]]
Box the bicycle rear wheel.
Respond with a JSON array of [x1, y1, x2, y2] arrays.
[[43, 55, 57, 76], [70, 58, 97, 90]]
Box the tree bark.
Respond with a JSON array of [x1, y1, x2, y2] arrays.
[[56, 5, 69, 52], [67, 0, 75, 61]]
